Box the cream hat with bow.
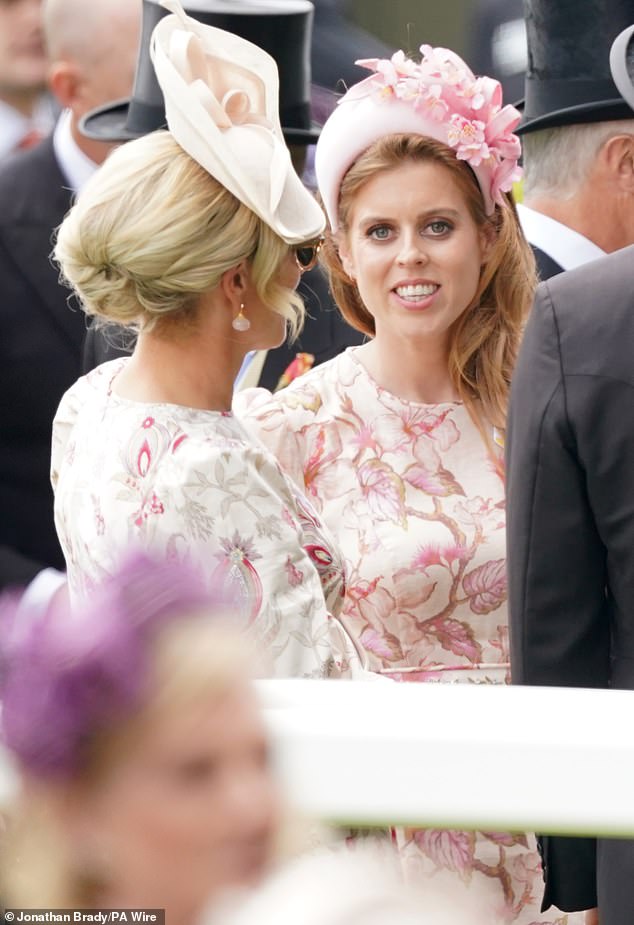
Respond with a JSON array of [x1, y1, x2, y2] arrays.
[[150, 0, 325, 245]]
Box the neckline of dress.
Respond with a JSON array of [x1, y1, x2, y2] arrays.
[[103, 358, 234, 418], [346, 347, 465, 410]]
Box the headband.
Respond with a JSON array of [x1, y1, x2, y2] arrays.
[[315, 45, 523, 231]]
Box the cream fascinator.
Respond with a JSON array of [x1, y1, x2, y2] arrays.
[[150, 0, 325, 245]]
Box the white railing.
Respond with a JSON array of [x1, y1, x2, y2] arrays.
[[257, 680, 634, 836], [2, 681, 633, 836]]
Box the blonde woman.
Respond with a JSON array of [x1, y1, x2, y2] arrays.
[[50, 1, 359, 678], [0, 553, 281, 921], [235, 47, 583, 923]]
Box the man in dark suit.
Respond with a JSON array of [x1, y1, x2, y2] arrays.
[[506, 24, 634, 925], [80, 0, 372, 391], [516, 0, 634, 282], [0, 0, 140, 591]]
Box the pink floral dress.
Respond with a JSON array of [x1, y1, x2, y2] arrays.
[[51, 360, 360, 680], [235, 347, 583, 925]]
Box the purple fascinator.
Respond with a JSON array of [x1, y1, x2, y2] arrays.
[[0, 551, 227, 778]]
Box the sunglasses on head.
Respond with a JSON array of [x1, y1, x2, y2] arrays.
[[294, 236, 325, 273]]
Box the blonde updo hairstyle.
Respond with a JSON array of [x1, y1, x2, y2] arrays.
[[321, 134, 536, 430], [55, 130, 304, 337]]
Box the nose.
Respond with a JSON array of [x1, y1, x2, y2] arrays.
[[396, 230, 427, 266]]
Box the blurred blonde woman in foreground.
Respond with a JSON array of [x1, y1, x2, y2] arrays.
[[0, 553, 281, 922]]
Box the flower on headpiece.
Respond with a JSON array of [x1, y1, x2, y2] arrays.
[[490, 157, 523, 201], [415, 84, 449, 122], [447, 115, 490, 166], [485, 106, 522, 158], [419, 45, 470, 87], [455, 75, 487, 112], [344, 43, 523, 211]]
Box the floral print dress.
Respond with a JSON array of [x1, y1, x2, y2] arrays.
[[51, 359, 360, 680], [235, 347, 583, 925]]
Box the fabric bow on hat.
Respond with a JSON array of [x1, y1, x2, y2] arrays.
[[151, 0, 325, 245]]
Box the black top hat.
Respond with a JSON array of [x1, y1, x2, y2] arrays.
[[518, 0, 634, 135], [81, 0, 319, 145]]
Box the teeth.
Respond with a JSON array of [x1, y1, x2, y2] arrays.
[[396, 284, 437, 299]]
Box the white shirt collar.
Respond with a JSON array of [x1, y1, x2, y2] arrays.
[[0, 95, 56, 158], [0, 99, 32, 158], [53, 108, 99, 193], [517, 202, 606, 272]]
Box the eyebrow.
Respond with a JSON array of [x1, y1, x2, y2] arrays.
[[358, 208, 462, 226]]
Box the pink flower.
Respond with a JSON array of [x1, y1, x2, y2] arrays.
[[411, 544, 443, 571], [415, 84, 449, 121], [419, 45, 472, 86], [390, 49, 419, 78], [447, 114, 490, 165], [455, 75, 487, 111]]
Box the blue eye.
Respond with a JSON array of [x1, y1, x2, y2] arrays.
[[427, 220, 452, 235], [367, 225, 392, 240]]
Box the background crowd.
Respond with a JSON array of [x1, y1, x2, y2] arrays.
[[1, 1, 634, 924]]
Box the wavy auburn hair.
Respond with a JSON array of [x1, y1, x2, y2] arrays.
[[321, 134, 536, 431]]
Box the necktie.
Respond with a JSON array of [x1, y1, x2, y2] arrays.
[[15, 127, 44, 151]]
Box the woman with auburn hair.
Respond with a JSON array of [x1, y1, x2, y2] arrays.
[[50, 1, 361, 679], [236, 46, 582, 923], [0, 553, 281, 922]]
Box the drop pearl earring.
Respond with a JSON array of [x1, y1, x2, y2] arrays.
[[232, 303, 250, 332]]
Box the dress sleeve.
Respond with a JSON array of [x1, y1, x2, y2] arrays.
[[233, 387, 308, 492], [50, 379, 84, 495], [162, 435, 362, 679]]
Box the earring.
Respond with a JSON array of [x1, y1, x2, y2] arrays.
[[232, 302, 250, 332]]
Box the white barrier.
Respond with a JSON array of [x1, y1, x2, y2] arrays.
[[257, 680, 634, 836], [2, 680, 633, 836]]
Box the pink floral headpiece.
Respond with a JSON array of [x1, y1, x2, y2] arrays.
[[315, 45, 523, 230]]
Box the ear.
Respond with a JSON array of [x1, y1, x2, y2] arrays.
[[601, 134, 634, 192], [220, 260, 249, 309], [336, 233, 356, 281], [48, 61, 81, 110]]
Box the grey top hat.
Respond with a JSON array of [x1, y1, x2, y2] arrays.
[[80, 0, 320, 145], [610, 23, 634, 110], [518, 0, 634, 135]]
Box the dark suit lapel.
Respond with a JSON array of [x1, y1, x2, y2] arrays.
[[531, 245, 565, 283]]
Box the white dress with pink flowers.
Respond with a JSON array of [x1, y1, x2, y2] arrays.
[[51, 359, 360, 680], [235, 347, 583, 925]]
